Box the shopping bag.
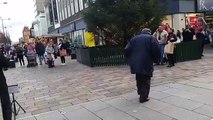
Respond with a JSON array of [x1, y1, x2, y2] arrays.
[[164, 42, 175, 54], [60, 49, 67, 56]]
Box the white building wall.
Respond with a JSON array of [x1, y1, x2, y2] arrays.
[[33, 12, 48, 36], [172, 14, 186, 31]]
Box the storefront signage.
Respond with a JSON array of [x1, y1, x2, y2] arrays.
[[197, 0, 213, 12]]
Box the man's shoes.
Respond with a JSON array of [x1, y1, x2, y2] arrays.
[[139, 95, 150, 103], [139, 98, 150, 103]]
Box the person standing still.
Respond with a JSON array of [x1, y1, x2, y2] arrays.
[[125, 28, 160, 103], [59, 39, 67, 65], [35, 40, 46, 65], [0, 53, 12, 120], [16, 44, 25, 66], [166, 29, 177, 67], [153, 26, 168, 65]]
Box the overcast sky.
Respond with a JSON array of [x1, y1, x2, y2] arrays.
[[0, 0, 35, 42]]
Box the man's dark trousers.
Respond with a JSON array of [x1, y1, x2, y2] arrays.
[[0, 78, 12, 120], [136, 74, 151, 100]]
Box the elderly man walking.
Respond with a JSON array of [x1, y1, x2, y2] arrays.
[[0, 53, 12, 120], [125, 28, 160, 103]]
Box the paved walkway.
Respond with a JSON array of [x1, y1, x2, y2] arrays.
[[0, 48, 213, 120]]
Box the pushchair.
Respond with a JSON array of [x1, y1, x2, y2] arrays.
[[27, 53, 38, 67]]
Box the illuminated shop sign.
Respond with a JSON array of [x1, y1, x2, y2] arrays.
[[197, 0, 213, 12]]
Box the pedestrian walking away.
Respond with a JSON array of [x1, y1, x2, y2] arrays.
[[35, 40, 46, 65], [59, 39, 67, 65], [16, 44, 25, 66], [125, 28, 160, 103], [0, 53, 12, 120]]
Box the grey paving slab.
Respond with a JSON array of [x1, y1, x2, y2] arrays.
[[143, 99, 172, 111], [59, 105, 83, 113], [149, 91, 171, 100], [194, 105, 213, 117], [126, 106, 172, 120], [190, 95, 213, 106], [104, 97, 142, 112], [189, 77, 213, 83], [121, 91, 139, 101], [151, 85, 171, 92], [187, 82, 213, 90], [162, 88, 198, 99], [95, 107, 136, 120], [187, 87, 213, 96], [165, 83, 197, 91], [159, 105, 210, 120], [17, 116, 36, 120], [64, 108, 101, 120], [81, 100, 110, 112], [35, 111, 66, 120], [161, 96, 203, 110]]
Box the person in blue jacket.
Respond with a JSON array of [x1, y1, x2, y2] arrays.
[[125, 28, 160, 103]]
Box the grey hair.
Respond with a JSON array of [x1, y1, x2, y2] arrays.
[[142, 28, 151, 34]]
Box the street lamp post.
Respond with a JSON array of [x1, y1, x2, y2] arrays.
[[0, 18, 10, 34]]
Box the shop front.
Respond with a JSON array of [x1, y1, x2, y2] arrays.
[[196, 0, 213, 28]]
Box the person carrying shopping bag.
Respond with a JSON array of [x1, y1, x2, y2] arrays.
[[58, 39, 67, 65], [164, 29, 177, 67]]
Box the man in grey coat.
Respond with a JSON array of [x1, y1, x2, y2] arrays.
[[125, 28, 160, 103], [0, 53, 12, 120]]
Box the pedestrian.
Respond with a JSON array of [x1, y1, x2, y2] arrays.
[[58, 39, 67, 65], [0, 52, 12, 120], [182, 27, 195, 42], [125, 28, 160, 103], [166, 29, 177, 67], [196, 28, 205, 56], [176, 30, 182, 40], [16, 44, 25, 66], [46, 42, 55, 68], [153, 26, 168, 65], [35, 40, 46, 65]]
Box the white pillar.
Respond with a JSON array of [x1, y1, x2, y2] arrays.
[[172, 14, 186, 31]]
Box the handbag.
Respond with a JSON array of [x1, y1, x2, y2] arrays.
[[60, 49, 67, 56], [164, 42, 175, 54]]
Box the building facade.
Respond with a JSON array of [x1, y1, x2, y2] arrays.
[[32, 12, 48, 36], [44, 0, 213, 46], [33, 0, 48, 36], [45, 0, 88, 45], [33, 0, 46, 17]]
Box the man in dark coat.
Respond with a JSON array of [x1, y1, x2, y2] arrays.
[[35, 41, 46, 65], [0, 53, 12, 120], [125, 28, 160, 103]]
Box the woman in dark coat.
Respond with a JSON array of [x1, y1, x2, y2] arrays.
[[0, 53, 12, 120], [16, 44, 25, 66], [166, 29, 177, 67], [58, 39, 67, 65]]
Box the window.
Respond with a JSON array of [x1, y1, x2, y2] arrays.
[[70, 0, 75, 15], [57, 0, 61, 21], [74, 0, 79, 13], [84, 0, 88, 8], [67, 0, 71, 17], [64, 0, 68, 19], [79, 0, 84, 11]]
